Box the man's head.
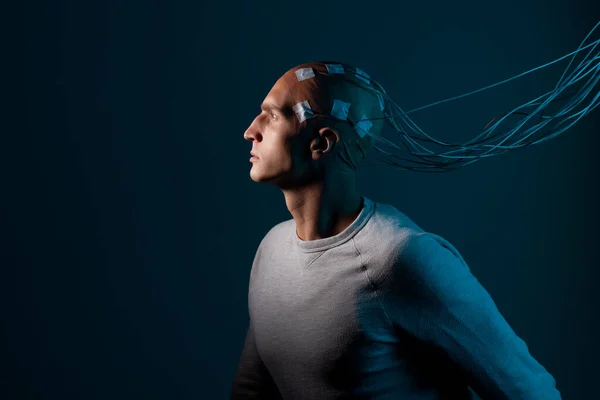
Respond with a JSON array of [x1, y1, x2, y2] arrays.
[[243, 61, 385, 189]]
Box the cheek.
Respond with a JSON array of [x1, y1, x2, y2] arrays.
[[272, 145, 293, 168], [267, 135, 292, 160], [263, 124, 301, 167]]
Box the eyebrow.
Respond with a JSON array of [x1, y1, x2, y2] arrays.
[[261, 103, 286, 114]]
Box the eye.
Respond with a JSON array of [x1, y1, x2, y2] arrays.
[[269, 112, 278, 121]]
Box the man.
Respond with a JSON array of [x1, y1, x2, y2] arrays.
[[231, 61, 561, 399]]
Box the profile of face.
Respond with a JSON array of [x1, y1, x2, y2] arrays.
[[243, 69, 327, 189]]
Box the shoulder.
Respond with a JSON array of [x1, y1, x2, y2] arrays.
[[360, 201, 469, 281], [263, 218, 294, 245], [385, 231, 474, 299], [368, 200, 465, 264], [249, 218, 294, 285], [356, 200, 426, 260], [396, 231, 467, 269], [253, 218, 294, 258]]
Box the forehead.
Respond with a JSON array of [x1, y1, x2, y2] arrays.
[[262, 73, 297, 108]]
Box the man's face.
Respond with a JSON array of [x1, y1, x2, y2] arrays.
[[243, 73, 314, 188]]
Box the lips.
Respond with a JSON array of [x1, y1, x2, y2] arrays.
[[250, 151, 259, 159]]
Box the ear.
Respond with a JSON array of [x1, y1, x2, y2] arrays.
[[310, 127, 340, 160]]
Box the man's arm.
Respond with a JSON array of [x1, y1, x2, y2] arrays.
[[380, 232, 561, 399], [230, 318, 283, 400]]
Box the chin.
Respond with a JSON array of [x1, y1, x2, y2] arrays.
[[249, 167, 271, 183], [250, 168, 286, 186], [249, 173, 265, 183]]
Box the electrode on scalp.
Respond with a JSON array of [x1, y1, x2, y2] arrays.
[[295, 68, 315, 82], [293, 100, 315, 123]]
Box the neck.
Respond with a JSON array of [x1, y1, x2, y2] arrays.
[[282, 169, 363, 241]]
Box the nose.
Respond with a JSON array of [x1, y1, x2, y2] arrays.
[[244, 116, 263, 142]]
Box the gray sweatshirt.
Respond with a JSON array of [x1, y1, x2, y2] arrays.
[[230, 196, 561, 399]]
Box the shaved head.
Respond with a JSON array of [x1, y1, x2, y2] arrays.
[[278, 61, 385, 171], [244, 61, 385, 190]]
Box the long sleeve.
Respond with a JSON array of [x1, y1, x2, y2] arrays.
[[380, 232, 562, 399], [230, 318, 283, 400]]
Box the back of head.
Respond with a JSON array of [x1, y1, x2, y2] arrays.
[[282, 61, 386, 173]]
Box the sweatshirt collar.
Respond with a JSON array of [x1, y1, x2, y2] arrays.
[[292, 196, 375, 253]]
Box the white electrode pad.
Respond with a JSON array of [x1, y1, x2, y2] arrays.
[[325, 64, 345, 74], [331, 99, 351, 120], [355, 113, 373, 138], [293, 100, 315, 123], [295, 68, 315, 82], [354, 68, 370, 85]]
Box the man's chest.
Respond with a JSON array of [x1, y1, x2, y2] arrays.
[[248, 253, 390, 374]]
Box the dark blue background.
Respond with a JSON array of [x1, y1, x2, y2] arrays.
[[3, 0, 599, 398]]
